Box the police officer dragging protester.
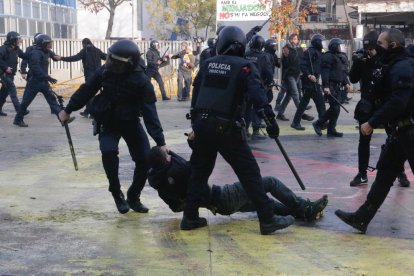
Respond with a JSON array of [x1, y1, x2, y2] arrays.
[[181, 26, 295, 235], [0, 31, 26, 116], [58, 40, 167, 214], [60, 38, 107, 117], [291, 34, 327, 130], [312, 38, 346, 137], [13, 34, 65, 127], [244, 35, 274, 140], [335, 29, 414, 233], [146, 40, 171, 101]]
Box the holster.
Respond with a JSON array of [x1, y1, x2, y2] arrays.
[[92, 120, 104, 136]]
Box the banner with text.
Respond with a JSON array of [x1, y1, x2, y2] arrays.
[[217, 0, 273, 21]]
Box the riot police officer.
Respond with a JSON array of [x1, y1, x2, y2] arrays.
[[58, 39, 167, 214], [291, 34, 327, 130], [199, 38, 217, 66], [181, 26, 295, 235], [244, 35, 274, 139], [14, 34, 62, 127], [146, 40, 170, 101], [312, 38, 345, 137], [0, 31, 26, 116], [335, 29, 414, 233], [263, 38, 280, 70]]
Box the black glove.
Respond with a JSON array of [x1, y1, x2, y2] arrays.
[[47, 76, 57, 84], [266, 117, 279, 138], [253, 25, 262, 33]]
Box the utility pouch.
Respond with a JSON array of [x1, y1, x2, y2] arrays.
[[92, 120, 99, 136], [354, 98, 374, 123], [214, 116, 231, 134]]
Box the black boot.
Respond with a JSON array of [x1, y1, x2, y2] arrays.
[[251, 129, 267, 140], [180, 216, 208, 230], [398, 172, 410, 187], [0, 110, 7, 116], [350, 172, 368, 187], [112, 191, 130, 214], [127, 198, 149, 213], [312, 121, 322, 136], [303, 195, 329, 222], [13, 119, 28, 127], [259, 215, 295, 235], [335, 202, 378, 233]]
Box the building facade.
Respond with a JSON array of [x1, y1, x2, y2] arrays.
[[0, 0, 77, 38]]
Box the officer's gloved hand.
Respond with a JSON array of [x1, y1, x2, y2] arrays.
[[266, 118, 280, 138], [252, 25, 262, 33], [47, 76, 57, 84]]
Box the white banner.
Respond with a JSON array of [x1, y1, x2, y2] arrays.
[[216, 0, 273, 21]]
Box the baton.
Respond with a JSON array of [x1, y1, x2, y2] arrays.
[[161, 47, 170, 60], [260, 17, 271, 28], [328, 93, 349, 113], [53, 91, 79, 171], [260, 110, 306, 190]]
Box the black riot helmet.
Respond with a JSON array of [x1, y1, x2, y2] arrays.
[[328, 38, 343, 53], [106, 39, 140, 74], [216, 26, 247, 57], [362, 31, 379, 50], [264, 39, 277, 53], [6, 31, 21, 46], [310, 33, 325, 50], [249, 35, 265, 51], [150, 40, 159, 50], [33, 32, 43, 45], [207, 38, 217, 48], [36, 34, 52, 52], [216, 25, 226, 36]]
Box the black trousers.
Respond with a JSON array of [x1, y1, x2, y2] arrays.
[[147, 70, 168, 99], [183, 119, 274, 221], [365, 126, 414, 209], [315, 83, 341, 133], [99, 119, 150, 199], [292, 82, 326, 125]]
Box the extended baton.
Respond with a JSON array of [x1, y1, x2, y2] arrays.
[[53, 91, 78, 171], [161, 47, 170, 60], [260, 110, 306, 190], [328, 93, 349, 113]]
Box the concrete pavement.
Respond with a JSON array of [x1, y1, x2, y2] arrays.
[[1, 93, 414, 275]]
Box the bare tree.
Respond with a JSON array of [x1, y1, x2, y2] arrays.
[[79, 0, 131, 39]]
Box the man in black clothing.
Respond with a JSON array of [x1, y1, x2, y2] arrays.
[[291, 34, 327, 131], [199, 38, 217, 66], [14, 34, 63, 127], [58, 40, 167, 214], [335, 29, 414, 233], [60, 38, 107, 117], [312, 38, 345, 137], [148, 146, 328, 220], [181, 26, 295, 235], [146, 40, 171, 101], [0, 31, 26, 116]]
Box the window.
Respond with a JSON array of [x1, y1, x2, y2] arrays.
[[61, 24, 67, 38], [53, 23, 60, 38], [33, 3, 40, 19], [37, 21, 45, 33], [0, 0, 4, 14], [56, 7, 63, 23], [29, 19, 36, 35], [51, 6, 57, 21], [0, 18, 5, 34], [41, 4, 48, 20], [18, 18, 27, 35], [23, 0, 30, 17], [15, 0, 22, 16], [46, 22, 51, 34]]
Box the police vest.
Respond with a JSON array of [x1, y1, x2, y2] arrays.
[[194, 56, 246, 116]]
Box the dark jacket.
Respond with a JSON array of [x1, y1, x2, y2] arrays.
[[145, 47, 169, 72], [20, 45, 57, 74], [368, 47, 414, 128], [244, 49, 274, 86], [61, 45, 106, 72], [199, 47, 216, 66], [300, 46, 322, 85], [321, 51, 344, 88], [27, 47, 53, 81], [0, 43, 26, 75], [170, 50, 196, 73], [64, 65, 166, 146], [281, 44, 301, 79], [147, 151, 210, 212], [337, 52, 350, 86]]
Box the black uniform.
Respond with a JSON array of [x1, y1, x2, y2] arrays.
[[20, 45, 58, 76], [145, 46, 170, 100], [292, 46, 326, 126], [349, 51, 382, 178], [183, 54, 290, 230], [0, 41, 26, 113], [14, 46, 61, 125], [64, 64, 166, 212], [313, 50, 344, 136], [337, 52, 351, 103], [336, 46, 414, 232]]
